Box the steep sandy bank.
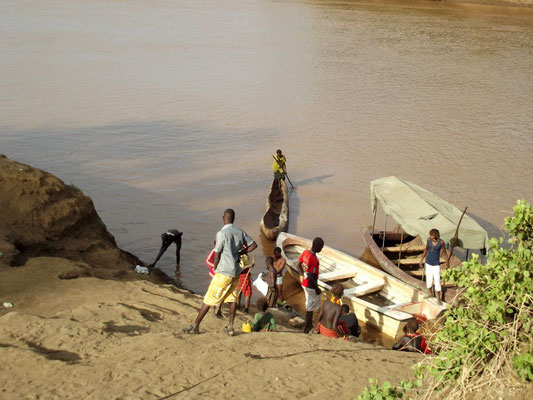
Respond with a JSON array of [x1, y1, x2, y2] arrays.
[[0, 155, 170, 284], [0, 259, 421, 399]]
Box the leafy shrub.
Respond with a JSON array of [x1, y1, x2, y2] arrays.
[[357, 379, 421, 400], [512, 352, 533, 382], [359, 200, 533, 399]]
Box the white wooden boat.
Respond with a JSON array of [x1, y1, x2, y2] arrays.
[[260, 179, 289, 240], [277, 232, 446, 339]]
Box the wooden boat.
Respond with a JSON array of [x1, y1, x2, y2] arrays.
[[362, 226, 462, 304], [364, 176, 489, 304], [277, 232, 446, 340], [260, 179, 289, 240]]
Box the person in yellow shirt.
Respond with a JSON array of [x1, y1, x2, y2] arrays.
[[272, 149, 287, 180]]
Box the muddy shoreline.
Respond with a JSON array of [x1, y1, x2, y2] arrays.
[[445, 0, 533, 7]]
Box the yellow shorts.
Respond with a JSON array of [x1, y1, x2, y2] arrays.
[[203, 273, 239, 306]]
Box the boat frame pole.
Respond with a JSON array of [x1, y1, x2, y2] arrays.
[[381, 214, 388, 251], [397, 226, 404, 268], [371, 207, 377, 234]]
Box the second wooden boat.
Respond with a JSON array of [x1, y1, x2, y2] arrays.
[[260, 179, 289, 240], [362, 226, 462, 303], [277, 232, 446, 340], [364, 176, 489, 304]]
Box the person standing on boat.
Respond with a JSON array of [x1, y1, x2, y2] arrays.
[[419, 229, 448, 303], [273, 247, 287, 306], [272, 149, 287, 181], [183, 208, 257, 336], [297, 237, 324, 334]]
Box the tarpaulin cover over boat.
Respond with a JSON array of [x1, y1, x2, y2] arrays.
[[371, 176, 489, 250]]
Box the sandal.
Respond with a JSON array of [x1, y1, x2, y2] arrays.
[[223, 326, 235, 337], [182, 325, 199, 334]]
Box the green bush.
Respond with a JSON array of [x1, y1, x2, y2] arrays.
[[430, 199, 533, 387], [357, 379, 421, 400], [359, 199, 533, 399], [512, 352, 533, 382]]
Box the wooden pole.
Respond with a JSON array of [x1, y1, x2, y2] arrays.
[[442, 207, 468, 296], [397, 226, 404, 268], [447, 207, 468, 265], [371, 207, 377, 234], [381, 214, 388, 251]]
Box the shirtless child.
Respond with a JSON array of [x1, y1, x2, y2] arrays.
[[273, 247, 286, 306], [316, 283, 347, 338]]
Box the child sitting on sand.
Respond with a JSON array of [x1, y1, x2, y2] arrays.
[[339, 304, 361, 338], [251, 297, 276, 332], [392, 319, 431, 354]]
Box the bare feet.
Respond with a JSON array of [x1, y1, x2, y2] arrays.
[[224, 326, 235, 337], [182, 325, 199, 334]]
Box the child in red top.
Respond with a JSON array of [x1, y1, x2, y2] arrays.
[[297, 237, 324, 334], [392, 320, 431, 354], [205, 247, 216, 278]]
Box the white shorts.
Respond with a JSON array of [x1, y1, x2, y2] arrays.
[[303, 287, 321, 311], [425, 263, 441, 291], [276, 275, 283, 285]]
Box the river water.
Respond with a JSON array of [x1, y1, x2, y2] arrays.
[[1, 0, 532, 294]]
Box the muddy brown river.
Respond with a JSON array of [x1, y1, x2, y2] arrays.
[[1, 0, 532, 297]]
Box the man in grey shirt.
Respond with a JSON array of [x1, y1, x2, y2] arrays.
[[183, 208, 257, 336]]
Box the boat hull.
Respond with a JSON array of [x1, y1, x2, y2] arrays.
[[277, 232, 446, 340], [260, 179, 289, 240]]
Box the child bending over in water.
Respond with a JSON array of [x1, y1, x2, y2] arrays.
[[252, 297, 276, 332], [392, 319, 430, 354]]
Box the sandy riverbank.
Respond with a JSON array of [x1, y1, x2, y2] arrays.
[[0, 257, 422, 400]]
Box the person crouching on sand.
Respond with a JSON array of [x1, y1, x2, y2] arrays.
[[392, 319, 431, 354], [183, 208, 257, 336], [339, 304, 361, 337], [316, 283, 349, 339], [251, 297, 276, 332], [297, 237, 324, 333]]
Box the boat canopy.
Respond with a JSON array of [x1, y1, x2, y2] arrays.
[[370, 176, 489, 250]]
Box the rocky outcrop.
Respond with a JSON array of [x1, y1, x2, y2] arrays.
[[0, 155, 170, 283]]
